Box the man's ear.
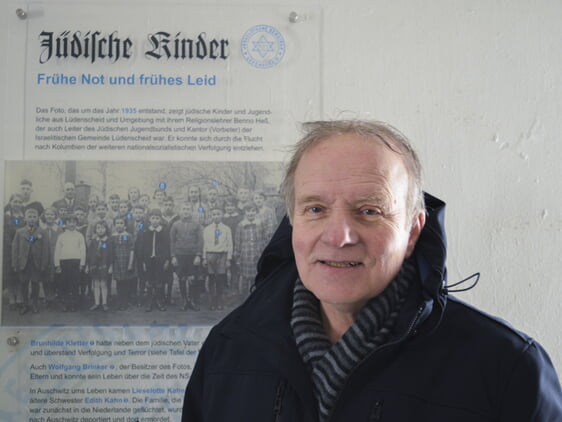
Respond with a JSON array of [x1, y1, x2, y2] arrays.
[[405, 210, 426, 258]]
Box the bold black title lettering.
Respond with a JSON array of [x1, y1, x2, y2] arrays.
[[145, 32, 229, 60], [38, 30, 230, 63], [39, 31, 133, 64]]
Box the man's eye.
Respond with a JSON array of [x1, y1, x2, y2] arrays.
[[361, 208, 381, 216], [306, 206, 323, 214]]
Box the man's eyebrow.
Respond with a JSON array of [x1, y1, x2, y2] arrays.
[[295, 195, 324, 204]]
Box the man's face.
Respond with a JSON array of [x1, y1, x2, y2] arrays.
[[66, 219, 77, 231], [208, 189, 218, 202], [291, 134, 424, 315], [64, 184, 75, 199], [20, 184, 32, 201]]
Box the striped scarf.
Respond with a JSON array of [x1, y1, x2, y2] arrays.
[[291, 258, 416, 421]]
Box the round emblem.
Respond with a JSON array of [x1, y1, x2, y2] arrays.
[[241, 25, 286, 69]]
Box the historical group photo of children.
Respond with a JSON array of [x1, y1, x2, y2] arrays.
[[2, 160, 284, 326]]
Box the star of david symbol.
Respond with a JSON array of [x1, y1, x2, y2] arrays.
[[252, 35, 275, 58]]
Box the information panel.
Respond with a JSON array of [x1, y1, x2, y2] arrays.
[[1, 2, 320, 421]]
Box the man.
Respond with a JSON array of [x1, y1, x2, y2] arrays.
[[4, 179, 44, 215], [52, 182, 79, 214], [182, 120, 562, 421]]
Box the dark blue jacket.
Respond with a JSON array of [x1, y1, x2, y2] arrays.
[[182, 194, 562, 421]]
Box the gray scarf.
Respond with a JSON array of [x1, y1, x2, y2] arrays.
[[291, 258, 416, 421]]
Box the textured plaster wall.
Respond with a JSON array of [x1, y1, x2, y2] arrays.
[[318, 0, 562, 375]]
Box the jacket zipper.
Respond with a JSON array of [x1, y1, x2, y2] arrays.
[[369, 400, 383, 422], [327, 304, 427, 421], [273, 379, 286, 422]]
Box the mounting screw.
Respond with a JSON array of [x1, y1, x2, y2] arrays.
[[289, 11, 299, 23], [7, 336, 19, 346], [16, 8, 27, 20]]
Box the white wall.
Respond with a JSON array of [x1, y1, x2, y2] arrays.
[[318, 0, 562, 376], [2, 0, 561, 376]]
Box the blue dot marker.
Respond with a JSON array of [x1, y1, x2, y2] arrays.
[[198, 207, 205, 213], [101, 242, 108, 249], [121, 235, 128, 241], [138, 223, 145, 230], [215, 229, 222, 237], [126, 213, 133, 220], [211, 180, 220, 188], [28, 235, 36, 242], [13, 218, 20, 226], [58, 220, 65, 226], [158, 182, 167, 190]]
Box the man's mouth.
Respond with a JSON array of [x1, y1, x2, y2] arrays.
[[320, 261, 361, 268]]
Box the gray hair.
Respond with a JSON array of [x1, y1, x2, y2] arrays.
[[281, 120, 425, 223]]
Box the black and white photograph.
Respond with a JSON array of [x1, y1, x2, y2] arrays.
[[2, 160, 284, 326]]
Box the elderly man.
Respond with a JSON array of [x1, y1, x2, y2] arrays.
[[182, 120, 562, 421], [52, 182, 79, 214]]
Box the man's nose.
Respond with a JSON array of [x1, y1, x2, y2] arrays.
[[321, 210, 359, 247]]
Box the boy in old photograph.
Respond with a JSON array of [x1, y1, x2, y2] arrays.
[[170, 203, 204, 311], [54, 214, 86, 312], [203, 208, 232, 310], [136, 209, 170, 312], [12, 208, 49, 314]]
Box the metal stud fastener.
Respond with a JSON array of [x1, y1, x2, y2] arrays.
[[7, 336, 19, 346], [289, 11, 299, 23], [16, 8, 27, 20]]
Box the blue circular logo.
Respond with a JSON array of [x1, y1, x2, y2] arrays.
[[241, 25, 286, 69]]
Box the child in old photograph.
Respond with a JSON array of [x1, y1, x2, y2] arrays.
[[86, 221, 113, 311], [111, 216, 135, 311], [54, 214, 86, 312], [234, 203, 267, 297], [11, 208, 49, 314], [136, 209, 170, 312], [203, 208, 233, 310], [170, 203, 203, 311], [3, 194, 25, 310]]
